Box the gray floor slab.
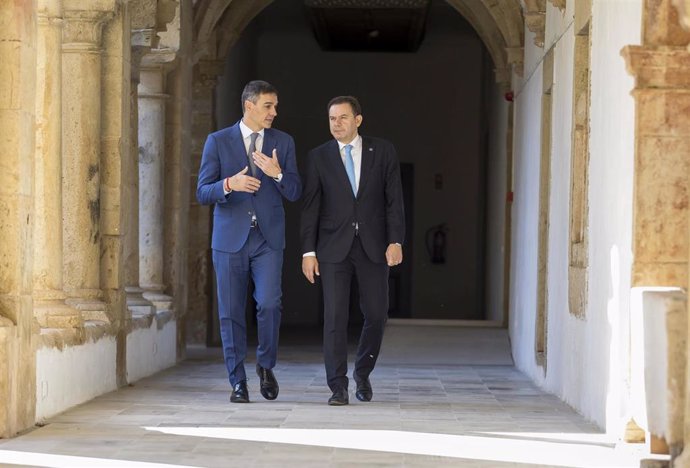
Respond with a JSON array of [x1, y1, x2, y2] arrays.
[[0, 325, 657, 467]]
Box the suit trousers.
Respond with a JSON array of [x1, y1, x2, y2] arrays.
[[212, 228, 283, 386], [319, 236, 389, 392]]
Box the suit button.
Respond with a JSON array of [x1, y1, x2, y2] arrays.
[[351, 222, 355, 226]]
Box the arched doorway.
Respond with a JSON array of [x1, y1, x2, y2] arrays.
[[188, 0, 525, 345]]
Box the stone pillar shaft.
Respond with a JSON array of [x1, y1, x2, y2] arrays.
[[138, 67, 168, 292], [187, 60, 224, 344], [34, 8, 64, 300], [33, 1, 83, 329], [61, 6, 113, 299]]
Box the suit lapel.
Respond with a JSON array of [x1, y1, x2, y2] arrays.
[[229, 122, 250, 170], [357, 136, 374, 198], [326, 140, 356, 198]]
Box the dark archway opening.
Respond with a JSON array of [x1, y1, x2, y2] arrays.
[[207, 0, 506, 345]]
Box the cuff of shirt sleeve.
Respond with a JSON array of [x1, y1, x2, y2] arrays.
[[303, 251, 316, 257]]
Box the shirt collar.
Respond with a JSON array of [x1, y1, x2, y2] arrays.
[[239, 119, 265, 139], [337, 134, 361, 152]]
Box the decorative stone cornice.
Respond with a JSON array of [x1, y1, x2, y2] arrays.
[[524, 0, 546, 48], [506, 46, 525, 76], [622, 45, 690, 89]]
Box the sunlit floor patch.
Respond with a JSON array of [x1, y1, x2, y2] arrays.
[[0, 450, 197, 468], [145, 426, 643, 467]]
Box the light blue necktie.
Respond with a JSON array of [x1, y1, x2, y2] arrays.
[[344, 144, 357, 195]]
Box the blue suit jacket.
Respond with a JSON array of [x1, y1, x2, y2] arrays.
[[196, 121, 302, 253]]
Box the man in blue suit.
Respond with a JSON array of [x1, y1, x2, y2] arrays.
[[196, 80, 302, 403]]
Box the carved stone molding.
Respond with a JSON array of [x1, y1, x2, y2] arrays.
[[62, 3, 117, 49]]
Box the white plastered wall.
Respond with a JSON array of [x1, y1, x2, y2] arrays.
[[126, 320, 178, 383], [36, 336, 118, 421], [509, 0, 641, 431]]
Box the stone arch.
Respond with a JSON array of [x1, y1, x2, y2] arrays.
[[194, 0, 525, 85]]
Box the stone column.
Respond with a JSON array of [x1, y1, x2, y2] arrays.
[[165, 0, 193, 359], [0, 0, 37, 438], [61, 0, 116, 321], [125, 29, 155, 318], [33, 0, 83, 329], [138, 49, 176, 310], [187, 59, 224, 344], [622, 0, 690, 462]]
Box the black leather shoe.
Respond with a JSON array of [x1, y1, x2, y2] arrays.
[[328, 388, 349, 406], [230, 381, 249, 403], [355, 378, 373, 402], [256, 364, 279, 400]]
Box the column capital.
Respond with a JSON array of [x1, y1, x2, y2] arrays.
[[62, 0, 118, 49], [131, 28, 155, 82], [194, 59, 225, 90], [622, 45, 690, 89]]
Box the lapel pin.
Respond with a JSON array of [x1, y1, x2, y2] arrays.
[[368, 147, 373, 151]]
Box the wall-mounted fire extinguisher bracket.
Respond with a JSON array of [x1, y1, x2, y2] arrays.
[[425, 223, 448, 265]]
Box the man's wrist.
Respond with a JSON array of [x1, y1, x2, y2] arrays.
[[273, 173, 283, 182]]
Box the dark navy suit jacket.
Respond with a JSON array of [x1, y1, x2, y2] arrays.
[[196, 121, 302, 253], [300, 136, 404, 263]]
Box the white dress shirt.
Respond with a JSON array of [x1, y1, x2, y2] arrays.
[[239, 119, 264, 155]]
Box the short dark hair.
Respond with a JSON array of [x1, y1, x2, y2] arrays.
[[327, 96, 361, 116], [241, 80, 278, 112]]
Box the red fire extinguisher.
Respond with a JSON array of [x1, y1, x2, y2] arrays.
[[425, 223, 447, 264]]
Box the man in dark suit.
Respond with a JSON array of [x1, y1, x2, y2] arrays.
[[197, 80, 301, 403], [301, 96, 404, 405]]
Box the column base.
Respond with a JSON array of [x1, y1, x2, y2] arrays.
[[34, 301, 84, 329], [65, 298, 110, 324], [142, 290, 173, 312], [125, 286, 154, 319]]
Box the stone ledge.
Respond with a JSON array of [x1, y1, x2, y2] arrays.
[[623, 45, 690, 89], [130, 308, 175, 332], [37, 321, 114, 350]]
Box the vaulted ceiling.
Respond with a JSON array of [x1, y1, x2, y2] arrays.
[[193, 0, 526, 85]]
